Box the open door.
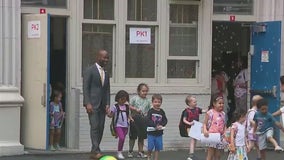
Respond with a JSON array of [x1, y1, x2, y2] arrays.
[[250, 21, 281, 143], [21, 14, 50, 149]]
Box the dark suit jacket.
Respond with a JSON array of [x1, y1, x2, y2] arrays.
[[83, 64, 110, 110]]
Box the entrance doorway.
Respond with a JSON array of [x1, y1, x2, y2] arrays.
[[21, 15, 67, 149], [50, 17, 67, 147], [211, 22, 250, 124]]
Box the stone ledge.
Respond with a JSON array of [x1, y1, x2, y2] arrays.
[[0, 86, 24, 106], [0, 142, 24, 157]]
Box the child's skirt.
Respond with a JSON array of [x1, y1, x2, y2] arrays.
[[227, 146, 248, 160], [206, 137, 227, 149]]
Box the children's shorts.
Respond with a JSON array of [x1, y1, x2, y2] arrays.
[[147, 135, 163, 151], [257, 128, 273, 150], [129, 115, 147, 140]]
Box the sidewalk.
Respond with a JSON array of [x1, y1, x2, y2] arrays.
[[0, 149, 284, 160]]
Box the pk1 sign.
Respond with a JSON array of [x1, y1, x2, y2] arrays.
[[28, 21, 41, 38], [129, 28, 151, 44]]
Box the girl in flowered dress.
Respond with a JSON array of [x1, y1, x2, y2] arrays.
[[227, 109, 248, 160], [203, 95, 226, 160]]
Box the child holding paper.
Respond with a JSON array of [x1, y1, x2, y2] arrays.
[[203, 95, 226, 160], [227, 109, 248, 160], [182, 95, 205, 160]]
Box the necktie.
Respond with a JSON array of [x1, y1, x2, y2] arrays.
[[100, 67, 104, 85]]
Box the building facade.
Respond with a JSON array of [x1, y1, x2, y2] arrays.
[[1, 0, 284, 156]]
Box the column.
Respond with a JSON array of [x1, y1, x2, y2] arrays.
[[0, 0, 24, 157]]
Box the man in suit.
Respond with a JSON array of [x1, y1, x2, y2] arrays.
[[83, 49, 110, 159]]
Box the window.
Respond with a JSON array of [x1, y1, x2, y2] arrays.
[[82, 24, 113, 77], [168, 4, 199, 79], [213, 0, 253, 15], [127, 0, 157, 21], [125, 26, 156, 78], [21, 0, 66, 8], [84, 0, 114, 20]]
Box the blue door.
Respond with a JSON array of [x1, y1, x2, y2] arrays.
[[251, 21, 281, 142]]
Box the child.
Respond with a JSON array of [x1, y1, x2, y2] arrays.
[[272, 76, 284, 116], [203, 95, 226, 160], [109, 90, 132, 159], [146, 94, 168, 160], [246, 95, 262, 159], [128, 83, 152, 158], [49, 90, 65, 151], [227, 109, 248, 160], [253, 98, 284, 159], [182, 95, 205, 160]]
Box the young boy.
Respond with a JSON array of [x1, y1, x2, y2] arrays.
[[253, 98, 284, 159], [146, 94, 168, 160], [182, 95, 205, 160], [246, 95, 262, 159]]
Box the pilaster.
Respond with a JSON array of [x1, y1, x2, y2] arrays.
[[0, 0, 24, 156]]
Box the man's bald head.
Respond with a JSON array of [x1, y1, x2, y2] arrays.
[[252, 95, 263, 106], [96, 49, 109, 67]]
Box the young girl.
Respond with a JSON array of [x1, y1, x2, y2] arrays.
[[128, 83, 151, 158], [182, 95, 205, 160], [203, 95, 226, 160], [49, 90, 65, 151], [109, 90, 131, 159], [227, 109, 248, 160]]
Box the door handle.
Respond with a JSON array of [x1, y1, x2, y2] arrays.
[[41, 83, 46, 106], [250, 85, 277, 98]]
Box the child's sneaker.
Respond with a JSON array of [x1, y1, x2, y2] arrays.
[[137, 152, 147, 158], [275, 146, 284, 151], [117, 152, 125, 159], [187, 153, 194, 160], [49, 145, 56, 151], [128, 151, 134, 158]]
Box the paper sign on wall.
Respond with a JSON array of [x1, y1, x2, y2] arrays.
[[130, 28, 151, 44], [261, 50, 269, 62], [28, 21, 41, 38]]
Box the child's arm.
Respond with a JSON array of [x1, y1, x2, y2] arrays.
[[272, 107, 284, 116], [129, 105, 141, 113], [183, 117, 193, 126], [203, 113, 209, 137], [229, 128, 236, 153], [275, 121, 284, 133]]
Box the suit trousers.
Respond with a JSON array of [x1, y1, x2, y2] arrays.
[[88, 108, 106, 153]]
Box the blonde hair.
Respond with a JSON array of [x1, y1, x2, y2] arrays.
[[251, 95, 263, 107], [185, 95, 195, 105]]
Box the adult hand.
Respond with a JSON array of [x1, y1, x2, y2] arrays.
[[85, 104, 93, 114]]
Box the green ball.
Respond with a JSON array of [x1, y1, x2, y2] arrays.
[[99, 155, 117, 160]]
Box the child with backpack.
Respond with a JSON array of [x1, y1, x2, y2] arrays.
[[109, 90, 132, 159], [179, 95, 205, 160], [227, 109, 248, 160], [203, 95, 226, 160]]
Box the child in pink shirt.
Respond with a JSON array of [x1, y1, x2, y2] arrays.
[[203, 95, 226, 160]]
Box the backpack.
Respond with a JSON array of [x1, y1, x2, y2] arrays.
[[110, 104, 129, 137], [178, 107, 200, 137]]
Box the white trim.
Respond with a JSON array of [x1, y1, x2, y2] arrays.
[[212, 15, 256, 22], [21, 7, 71, 16], [82, 19, 116, 25]]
